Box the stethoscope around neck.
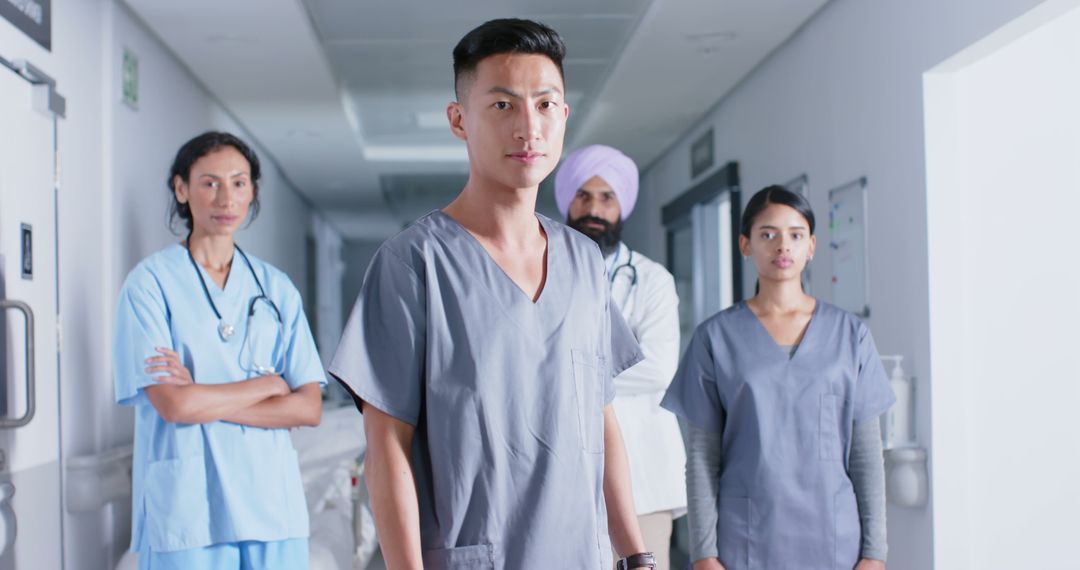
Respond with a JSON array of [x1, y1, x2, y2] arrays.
[[608, 246, 639, 293], [185, 235, 284, 374]]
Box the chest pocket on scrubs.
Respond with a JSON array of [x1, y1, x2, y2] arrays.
[[572, 349, 605, 453], [241, 298, 284, 376], [144, 455, 212, 552]]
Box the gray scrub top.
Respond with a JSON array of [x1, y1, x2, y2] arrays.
[[330, 211, 643, 570], [661, 300, 894, 570]]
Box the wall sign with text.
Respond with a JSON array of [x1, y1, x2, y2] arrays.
[[1, 0, 51, 51], [690, 128, 714, 179]]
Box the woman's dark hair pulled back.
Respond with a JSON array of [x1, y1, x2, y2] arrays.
[[741, 185, 816, 295], [740, 184, 815, 238]]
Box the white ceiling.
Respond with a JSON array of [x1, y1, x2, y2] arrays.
[[571, 0, 829, 161], [123, 0, 827, 240]]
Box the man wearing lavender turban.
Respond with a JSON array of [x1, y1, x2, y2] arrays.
[[555, 145, 687, 570]]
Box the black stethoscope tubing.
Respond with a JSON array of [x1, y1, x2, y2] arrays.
[[185, 238, 282, 333], [609, 248, 638, 288]]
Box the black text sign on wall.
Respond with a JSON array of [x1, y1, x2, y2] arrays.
[[690, 128, 714, 179], [1, 0, 52, 51]]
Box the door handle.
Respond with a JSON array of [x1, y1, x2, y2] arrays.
[[0, 299, 35, 428]]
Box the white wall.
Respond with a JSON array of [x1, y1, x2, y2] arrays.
[[3, 2, 324, 567], [924, 1, 1080, 567], [106, 3, 314, 294], [627, 0, 1046, 568]]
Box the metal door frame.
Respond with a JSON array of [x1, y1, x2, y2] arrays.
[[663, 160, 743, 302]]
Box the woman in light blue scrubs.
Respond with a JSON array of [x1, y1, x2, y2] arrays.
[[662, 186, 894, 570], [113, 132, 326, 569]]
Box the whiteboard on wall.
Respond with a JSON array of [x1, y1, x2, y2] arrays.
[[828, 177, 869, 317]]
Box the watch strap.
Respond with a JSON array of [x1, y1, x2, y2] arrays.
[[616, 552, 657, 570]]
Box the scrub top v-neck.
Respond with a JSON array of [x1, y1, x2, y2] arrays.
[[330, 210, 643, 570], [443, 210, 569, 322], [743, 298, 820, 361], [662, 300, 894, 570]]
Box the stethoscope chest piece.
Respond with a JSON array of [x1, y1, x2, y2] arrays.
[[187, 236, 277, 345], [218, 320, 236, 341]]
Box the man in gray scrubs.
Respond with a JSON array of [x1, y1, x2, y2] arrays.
[[330, 19, 655, 570]]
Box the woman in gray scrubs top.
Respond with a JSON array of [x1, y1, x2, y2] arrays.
[[662, 186, 894, 570]]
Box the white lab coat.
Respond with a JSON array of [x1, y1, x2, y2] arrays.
[[607, 242, 688, 517]]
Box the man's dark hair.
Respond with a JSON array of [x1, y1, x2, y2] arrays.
[[167, 131, 262, 233], [452, 18, 566, 100]]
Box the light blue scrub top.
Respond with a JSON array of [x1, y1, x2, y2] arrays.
[[662, 300, 894, 570], [330, 211, 643, 570], [113, 244, 326, 553]]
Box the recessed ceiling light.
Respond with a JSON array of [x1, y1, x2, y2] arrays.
[[415, 111, 448, 129], [684, 31, 738, 43], [685, 31, 737, 56], [203, 34, 257, 45], [286, 129, 321, 140], [364, 144, 467, 162]]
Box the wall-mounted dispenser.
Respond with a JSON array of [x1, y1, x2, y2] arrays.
[[879, 355, 928, 508], [881, 355, 914, 448], [885, 446, 928, 507]]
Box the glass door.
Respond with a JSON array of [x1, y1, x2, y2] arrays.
[[662, 161, 742, 569], [663, 161, 742, 352]]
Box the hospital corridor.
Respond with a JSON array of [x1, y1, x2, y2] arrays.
[[1, 0, 1079, 569]]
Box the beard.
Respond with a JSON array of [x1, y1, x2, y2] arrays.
[[568, 215, 622, 257]]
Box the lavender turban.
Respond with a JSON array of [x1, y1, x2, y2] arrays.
[[554, 144, 639, 221]]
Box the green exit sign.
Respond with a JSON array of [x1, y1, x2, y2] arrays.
[[122, 48, 139, 109]]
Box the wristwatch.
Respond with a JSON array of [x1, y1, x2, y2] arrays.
[[616, 552, 657, 570]]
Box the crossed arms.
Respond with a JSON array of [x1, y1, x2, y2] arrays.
[[143, 346, 321, 428]]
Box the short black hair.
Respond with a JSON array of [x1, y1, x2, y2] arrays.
[[167, 131, 262, 233], [740, 184, 816, 238], [452, 18, 566, 100]]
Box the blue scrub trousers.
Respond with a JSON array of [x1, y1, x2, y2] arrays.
[[138, 538, 308, 570]]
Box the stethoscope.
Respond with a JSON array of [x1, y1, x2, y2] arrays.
[[608, 246, 639, 290], [185, 238, 282, 342]]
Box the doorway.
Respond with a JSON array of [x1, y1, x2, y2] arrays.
[[923, 1, 1080, 566], [663, 161, 743, 353], [661, 161, 742, 567], [0, 53, 64, 569]]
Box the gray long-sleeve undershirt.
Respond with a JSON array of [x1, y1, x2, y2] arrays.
[[849, 419, 888, 560], [684, 419, 888, 563]]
